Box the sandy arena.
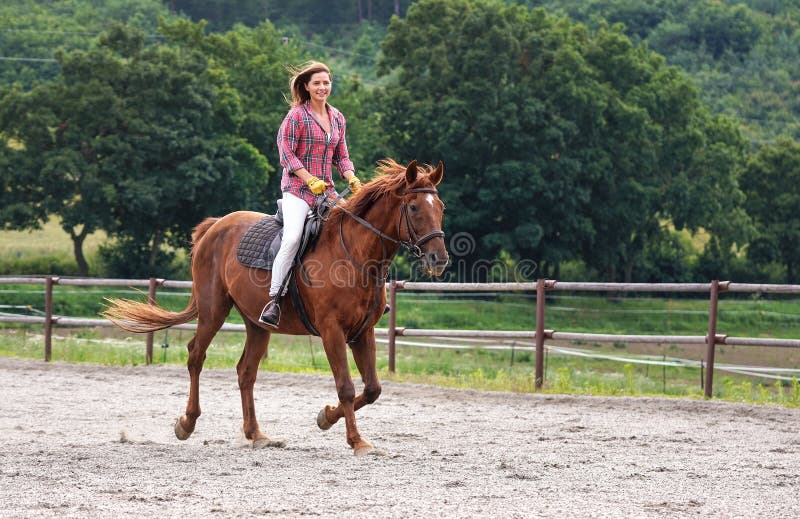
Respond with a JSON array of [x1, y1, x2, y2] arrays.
[[0, 356, 798, 517]]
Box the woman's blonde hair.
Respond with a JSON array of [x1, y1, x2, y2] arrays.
[[287, 61, 332, 107]]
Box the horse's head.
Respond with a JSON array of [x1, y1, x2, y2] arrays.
[[397, 160, 449, 277]]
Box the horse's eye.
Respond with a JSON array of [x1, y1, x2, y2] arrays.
[[410, 204, 417, 212]]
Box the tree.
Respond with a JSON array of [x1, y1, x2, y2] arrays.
[[741, 138, 800, 282], [0, 0, 169, 88], [379, 0, 749, 281], [0, 23, 270, 276]]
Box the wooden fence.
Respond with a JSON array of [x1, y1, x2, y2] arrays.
[[2, 276, 799, 398]]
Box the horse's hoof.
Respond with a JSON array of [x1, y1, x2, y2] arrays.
[[353, 441, 375, 457], [252, 438, 287, 449], [174, 417, 192, 440], [316, 407, 333, 430], [240, 427, 286, 449]]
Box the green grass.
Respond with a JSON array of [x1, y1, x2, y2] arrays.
[[0, 218, 107, 275], [0, 217, 106, 259], [1, 282, 799, 407], [2, 324, 797, 406]]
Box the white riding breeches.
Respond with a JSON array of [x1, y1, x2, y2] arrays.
[[269, 192, 311, 297]]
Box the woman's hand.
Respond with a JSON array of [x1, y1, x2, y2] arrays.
[[348, 176, 362, 194], [306, 175, 327, 195]]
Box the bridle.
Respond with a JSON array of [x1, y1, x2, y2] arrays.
[[303, 186, 445, 343], [332, 186, 445, 278]]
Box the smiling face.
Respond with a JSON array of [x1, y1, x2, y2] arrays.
[[304, 71, 332, 104]]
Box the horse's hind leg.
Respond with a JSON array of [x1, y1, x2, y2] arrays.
[[237, 319, 284, 448], [174, 294, 232, 440]]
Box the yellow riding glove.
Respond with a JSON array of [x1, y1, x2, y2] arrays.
[[348, 175, 362, 194], [306, 175, 327, 195]]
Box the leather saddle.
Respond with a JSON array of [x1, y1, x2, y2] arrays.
[[235, 197, 334, 338], [236, 199, 325, 271]]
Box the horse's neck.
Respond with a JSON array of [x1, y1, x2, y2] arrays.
[[322, 199, 403, 269]]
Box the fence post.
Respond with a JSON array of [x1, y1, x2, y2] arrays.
[[704, 279, 720, 398], [535, 278, 546, 390], [145, 277, 158, 365], [44, 276, 56, 362], [388, 280, 397, 373]]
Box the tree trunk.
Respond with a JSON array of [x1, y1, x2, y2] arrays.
[[367, 0, 373, 20], [149, 230, 163, 273], [357, 0, 363, 22], [624, 257, 634, 283], [69, 227, 90, 277], [394, 0, 400, 16]]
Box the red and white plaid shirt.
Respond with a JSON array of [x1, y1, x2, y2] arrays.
[[277, 101, 355, 206]]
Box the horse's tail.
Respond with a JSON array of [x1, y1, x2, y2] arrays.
[[102, 217, 221, 333], [102, 294, 197, 333], [191, 217, 220, 255]]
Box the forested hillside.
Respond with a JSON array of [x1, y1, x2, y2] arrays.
[[530, 0, 800, 143], [166, 0, 800, 144], [1, 0, 799, 283]]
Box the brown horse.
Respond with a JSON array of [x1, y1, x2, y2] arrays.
[[103, 159, 447, 456]]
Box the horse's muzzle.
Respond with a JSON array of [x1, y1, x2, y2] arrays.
[[423, 250, 449, 277]]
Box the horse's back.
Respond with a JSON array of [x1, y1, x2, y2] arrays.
[[191, 211, 266, 277]]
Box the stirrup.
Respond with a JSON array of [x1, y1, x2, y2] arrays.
[[259, 299, 281, 328]]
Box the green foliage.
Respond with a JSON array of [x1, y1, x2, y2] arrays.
[[1, 22, 271, 276], [554, 367, 573, 393], [740, 138, 800, 282], [379, 0, 748, 282], [0, 0, 170, 88], [96, 237, 185, 279], [0, 254, 82, 276], [2, 0, 799, 285], [167, 0, 415, 32], [532, 0, 800, 143]]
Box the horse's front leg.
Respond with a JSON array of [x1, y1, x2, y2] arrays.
[[319, 328, 374, 456], [317, 328, 381, 433]]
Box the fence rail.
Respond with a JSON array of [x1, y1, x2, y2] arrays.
[[2, 275, 800, 398]]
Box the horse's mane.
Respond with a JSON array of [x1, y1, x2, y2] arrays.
[[329, 159, 436, 226]]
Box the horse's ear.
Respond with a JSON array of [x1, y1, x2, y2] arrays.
[[405, 160, 419, 185], [429, 161, 444, 186]]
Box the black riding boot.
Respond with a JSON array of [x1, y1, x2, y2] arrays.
[[259, 297, 281, 328]]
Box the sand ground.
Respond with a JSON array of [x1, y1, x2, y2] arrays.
[[1, 356, 798, 518]]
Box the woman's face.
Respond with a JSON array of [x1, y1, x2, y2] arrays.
[[305, 72, 332, 103]]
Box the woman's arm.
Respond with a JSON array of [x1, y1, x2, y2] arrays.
[[278, 113, 309, 179], [332, 115, 355, 179]]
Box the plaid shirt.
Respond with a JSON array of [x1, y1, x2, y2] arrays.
[[278, 101, 355, 206]]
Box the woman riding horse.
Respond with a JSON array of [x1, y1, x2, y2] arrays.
[[103, 159, 448, 456], [261, 60, 363, 327]]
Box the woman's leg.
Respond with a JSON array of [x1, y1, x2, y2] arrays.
[[260, 192, 310, 326], [269, 192, 310, 297]]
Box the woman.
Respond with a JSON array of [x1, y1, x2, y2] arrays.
[[260, 61, 361, 327]]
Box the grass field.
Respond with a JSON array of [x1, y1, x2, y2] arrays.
[[0, 218, 108, 275], [0, 217, 106, 260], [1, 224, 799, 406], [1, 284, 799, 406]]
